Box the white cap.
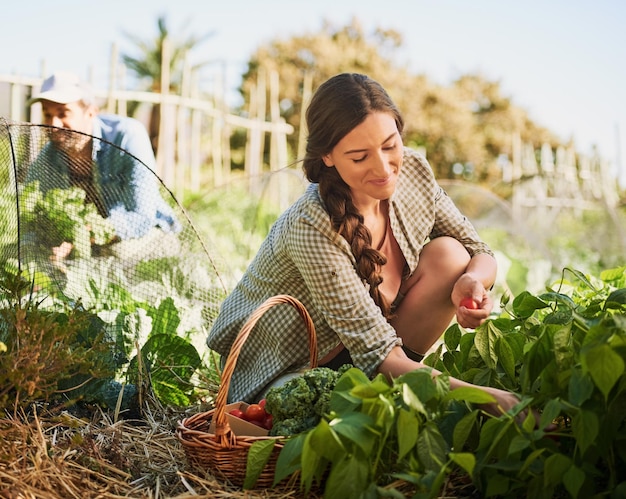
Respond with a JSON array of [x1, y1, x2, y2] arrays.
[[28, 71, 94, 105]]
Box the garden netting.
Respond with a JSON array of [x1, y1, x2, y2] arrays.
[[0, 117, 235, 409]]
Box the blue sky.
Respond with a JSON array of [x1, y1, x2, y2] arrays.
[[4, 0, 625, 184]]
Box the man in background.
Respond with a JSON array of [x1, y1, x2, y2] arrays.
[[26, 71, 181, 265]]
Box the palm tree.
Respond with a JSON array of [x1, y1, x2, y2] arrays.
[[120, 15, 214, 153]]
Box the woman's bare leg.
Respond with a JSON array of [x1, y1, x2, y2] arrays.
[[390, 236, 470, 354]]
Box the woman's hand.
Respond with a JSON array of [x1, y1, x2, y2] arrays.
[[479, 386, 551, 430], [452, 272, 493, 329], [479, 386, 523, 417]]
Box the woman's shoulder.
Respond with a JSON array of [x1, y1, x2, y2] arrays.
[[399, 147, 438, 186], [288, 183, 327, 220], [277, 183, 341, 244], [402, 147, 432, 172]]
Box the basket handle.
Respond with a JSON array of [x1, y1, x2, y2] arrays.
[[213, 294, 318, 445]]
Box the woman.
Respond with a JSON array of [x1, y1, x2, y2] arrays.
[[208, 73, 521, 417]]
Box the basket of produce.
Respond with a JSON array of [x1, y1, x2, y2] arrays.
[[176, 294, 318, 488]]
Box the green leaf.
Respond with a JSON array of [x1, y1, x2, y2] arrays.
[[396, 408, 419, 460], [458, 331, 476, 367], [582, 343, 624, 400], [604, 288, 626, 309], [502, 332, 526, 359], [449, 452, 475, 475], [551, 324, 574, 372], [564, 267, 597, 291], [474, 322, 500, 369], [444, 323, 462, 351], [568, 367, 594, 406], [274, 433, 305, 485], [512, 291, 550, 318], [363, 394, 395, 431], [477, 418, 516, 461], [130, 333, 201, 406], [149, 376, 193, 405], [324, 454, 369, 499], [485, 473, 510, 497], [611, 481, 626, 499], [452, 410, 479, 451], [572, 409, 598, 455], [442, 350, 461, 375], [495, 336, 516, 381], [399, 369, 438, 403], [599, 266, 626, 283], [520, 448, 547, 476], [508, 434, 530, 454], [543, 453, 571, 488], [350, 374, 391, 400], [400, 382, 427, 414], [521, 328, 552, 391], [148, 297, 180, 335], [416, 422, 448, 471], [330, 368, 370, 413], [445, 386, 496, 405], [328, 390, 361, 414], [539, 291, 577, 310], [244, 439, 276, 489], [308, 419, 345, 461], [563, 464, 585, 498], [301, 430, 326, 492], [539, 398, 563, 430]]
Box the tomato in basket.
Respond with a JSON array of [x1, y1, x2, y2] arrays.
[[262, 414, 273, 430], [245, 403, 266, 422], [229, 408, 245, 419]]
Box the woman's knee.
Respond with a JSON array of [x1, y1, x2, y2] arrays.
[[420, 237, 470, 275], [399, 237, 469, 295]]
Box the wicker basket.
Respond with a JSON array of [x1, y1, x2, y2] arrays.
[[177, 294, 318, 488]]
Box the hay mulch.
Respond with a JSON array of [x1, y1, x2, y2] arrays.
[[0, 401, 477, 499], [0, 402, 312, 499]]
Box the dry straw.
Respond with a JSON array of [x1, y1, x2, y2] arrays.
[[0, 398, 313, 498], [177, 294, 318, 489]]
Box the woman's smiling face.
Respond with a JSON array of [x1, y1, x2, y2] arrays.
[[322, 111, 403, 209]]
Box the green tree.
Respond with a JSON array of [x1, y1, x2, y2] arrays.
[[239, 17, 413, 162], [239, 18, 562, 183], [120, 15, 214, 152]]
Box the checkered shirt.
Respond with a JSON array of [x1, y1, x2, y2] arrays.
[[207, 147, 493, 402]]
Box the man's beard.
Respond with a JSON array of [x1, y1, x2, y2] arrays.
[[49, 127, 91, 154]]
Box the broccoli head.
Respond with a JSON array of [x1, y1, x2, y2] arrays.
[[265, 364, 352, 436]]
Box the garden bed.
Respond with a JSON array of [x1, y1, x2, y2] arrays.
[[1, 403, 478, 498], [0, 403, 314, 499]]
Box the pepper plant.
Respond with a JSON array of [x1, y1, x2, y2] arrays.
[[426, 266, 626, 498], [247, 266, 626, 498]]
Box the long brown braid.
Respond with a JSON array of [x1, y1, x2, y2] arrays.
[[302, 73, 404, 318]]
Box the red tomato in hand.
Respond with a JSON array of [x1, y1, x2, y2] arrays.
[[229, 409, 245, 419], [460, 297, 478, 309], [245, 403, 266, 422]]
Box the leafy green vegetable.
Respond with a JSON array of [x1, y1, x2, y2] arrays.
[[21, 182, 116, 258], [265, 364, 352, 436]]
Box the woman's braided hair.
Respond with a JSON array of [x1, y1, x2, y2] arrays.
[[302, 73, 404, 318]]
